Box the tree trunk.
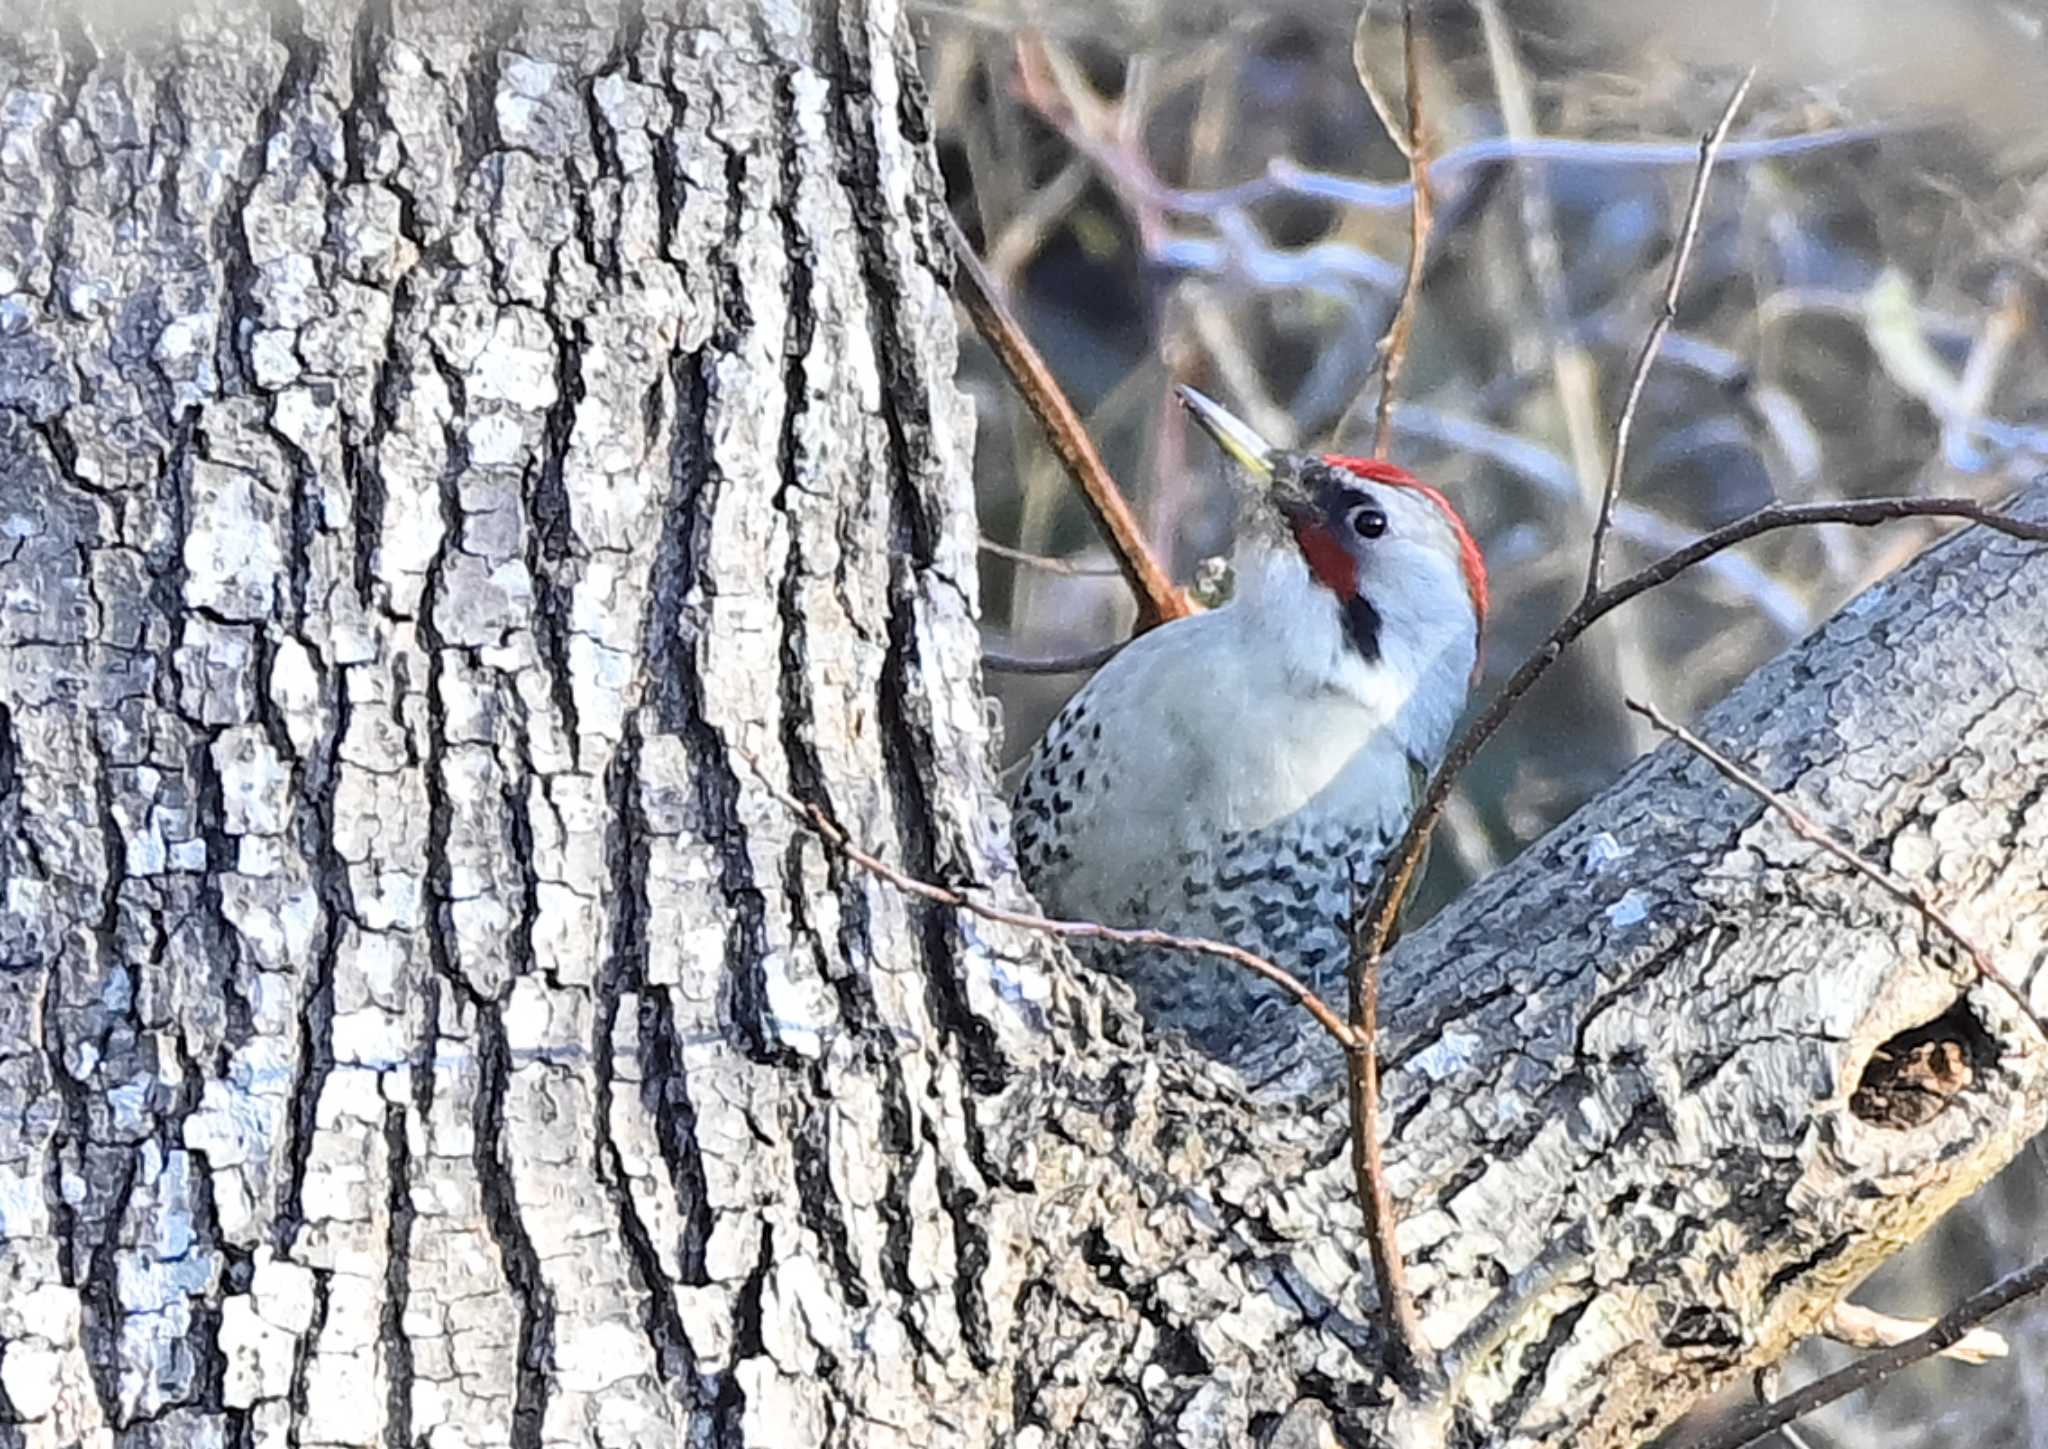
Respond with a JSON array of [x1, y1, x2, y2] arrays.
[[0, 4, 2043, 1448]]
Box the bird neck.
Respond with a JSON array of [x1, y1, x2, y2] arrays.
[[1232, 543, 1475, 770]]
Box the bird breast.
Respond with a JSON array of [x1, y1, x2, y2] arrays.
[[1010, 605, 1416, 939]]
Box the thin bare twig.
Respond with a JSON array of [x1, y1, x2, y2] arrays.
[[1585, 68, 1755, 596], [1355, 496, 2048, 988], [743, 754, 1361, 1051], [942, 208, 1193, 632], [1371, 3, 1434, 461], [977, 536, 1121, 577], [980, 641, 1125, 676], [1628, 698, 2040, 1026], [1687, 1256, 2048, 1449], [1341, 0, 1437, 1395]]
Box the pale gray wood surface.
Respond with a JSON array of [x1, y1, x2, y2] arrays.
[[0, 2, 2042, 1446]]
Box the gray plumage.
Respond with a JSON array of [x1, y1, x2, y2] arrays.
[[1011, 435, 1483, 1090]]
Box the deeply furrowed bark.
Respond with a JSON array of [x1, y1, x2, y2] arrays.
[[0, 2, 2042, 1447]]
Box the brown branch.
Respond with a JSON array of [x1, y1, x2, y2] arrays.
[[1355, 496, 2048, 994], [1628, 697, 2042, 1027], [1344, 0, 1437, 1396], [1370, 1, 1434, 460], [942, 208, 1193, 632], [1686, 1255, 2048, 1449], [1345, 972, 1433, 1391], [1584, 68, 1755, 596], [742, 753, 1360, 1052]]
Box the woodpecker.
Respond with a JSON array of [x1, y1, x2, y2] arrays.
[[1010, 387, 1487, 1084]]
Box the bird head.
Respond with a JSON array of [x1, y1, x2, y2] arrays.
[[1177, 385, 1488, 754]]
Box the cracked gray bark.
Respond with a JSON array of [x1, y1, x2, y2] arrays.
[[0, 2, 2043, 1447]]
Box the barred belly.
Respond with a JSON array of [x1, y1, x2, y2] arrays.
[[1067, 815, 1397, 1089]]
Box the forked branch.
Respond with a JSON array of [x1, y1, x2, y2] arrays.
[[1344, 58, 1758, 1396]]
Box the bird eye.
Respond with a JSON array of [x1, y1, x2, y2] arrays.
[[1348, 504, 1388, 539]]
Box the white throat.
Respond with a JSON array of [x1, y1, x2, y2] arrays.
[[1231, 540, 1475, 769]]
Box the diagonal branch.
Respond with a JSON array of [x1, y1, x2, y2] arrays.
[[1584, 68, 1755, 596], [1356, 496, 2048, 1004], [1628, 697, 2042, 1028], [742, 753, 1361, 1051], [943, 208, 1193, 632], [1686, 1255, 2048, 1449]]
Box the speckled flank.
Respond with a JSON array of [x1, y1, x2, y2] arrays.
[[1015, 676, 1398, 1087], [1009, 577, 1425, 1093]]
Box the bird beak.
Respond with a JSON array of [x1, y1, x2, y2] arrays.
[[1175, 386, 1276, 485]]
